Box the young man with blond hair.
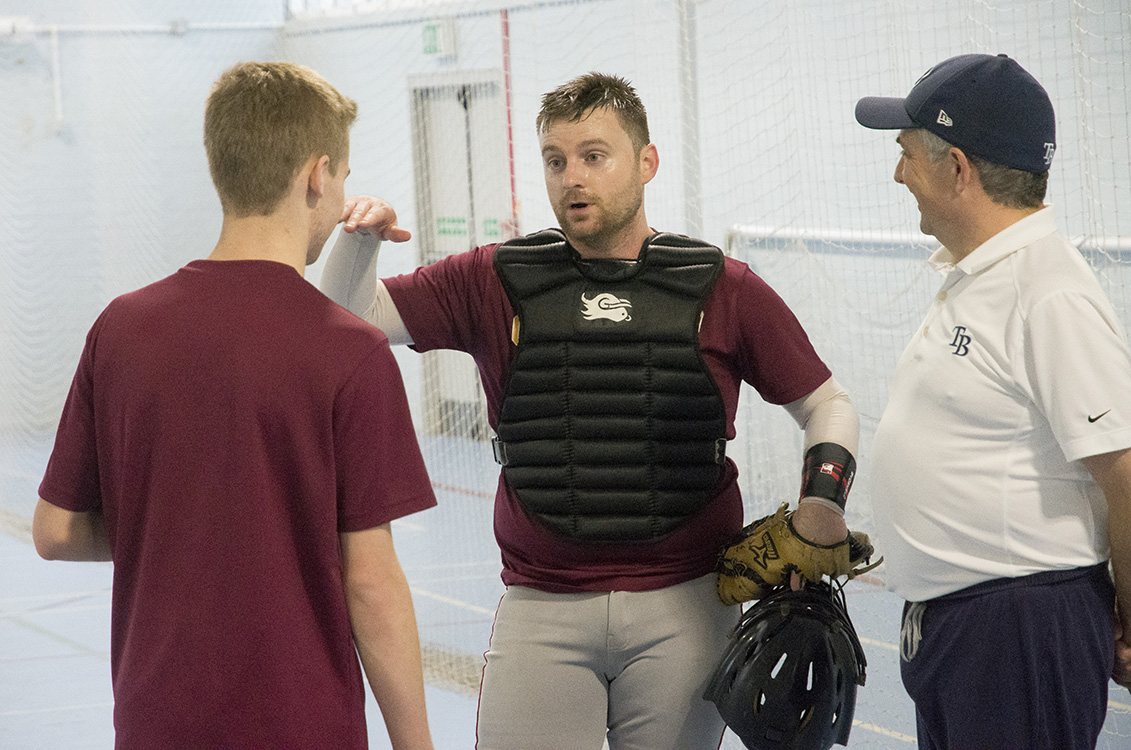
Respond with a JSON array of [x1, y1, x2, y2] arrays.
[[34, 61, 436, 749]]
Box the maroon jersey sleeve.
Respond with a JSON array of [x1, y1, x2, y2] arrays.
[[383, 245, 511, 355], [382, 244, 516, 423], [39, 314, 107, 513], [706, 258, 831, 405], [333, 341, 437, 532]]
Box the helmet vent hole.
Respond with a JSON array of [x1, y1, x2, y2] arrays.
[[806, 663, 814, 691], [770, 652, 787, 678]]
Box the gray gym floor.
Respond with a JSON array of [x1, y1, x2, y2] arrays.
[[2, 433, 1130, 748]]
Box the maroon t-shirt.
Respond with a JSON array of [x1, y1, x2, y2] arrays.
[[384, 242, 830, 593], [39, 260, 436, 748]]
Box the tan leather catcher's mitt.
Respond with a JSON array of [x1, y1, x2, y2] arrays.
[[717, 503, 880, 606]]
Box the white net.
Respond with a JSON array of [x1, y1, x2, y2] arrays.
[[3, 1, 1130, 746]]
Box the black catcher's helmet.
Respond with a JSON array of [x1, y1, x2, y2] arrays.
[[703, 582, 867, 750]]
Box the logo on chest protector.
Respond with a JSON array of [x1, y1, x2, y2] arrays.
[[580, 292, 632, 322]]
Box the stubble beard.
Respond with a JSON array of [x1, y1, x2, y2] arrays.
[[556, 184, 644, 253]]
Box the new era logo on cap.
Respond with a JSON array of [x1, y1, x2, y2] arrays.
[[854, 53, 1057, 173]]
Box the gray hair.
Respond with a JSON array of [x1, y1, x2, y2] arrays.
[[912, 128, 1047, 209]]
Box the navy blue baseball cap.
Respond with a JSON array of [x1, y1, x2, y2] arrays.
[[855, 53, 1056, 173]]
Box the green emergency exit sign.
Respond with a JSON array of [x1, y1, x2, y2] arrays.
[[423, 20, 456, 57]]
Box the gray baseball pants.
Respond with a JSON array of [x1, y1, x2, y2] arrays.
[[475, 573, 738, 750]]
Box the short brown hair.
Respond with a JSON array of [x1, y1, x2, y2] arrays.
[[536, 72, 650, 153], [916, 128, 1047, 210], [204, 61, 357, 217]]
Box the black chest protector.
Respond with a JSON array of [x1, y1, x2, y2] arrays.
[[493, 228, 728, 542]]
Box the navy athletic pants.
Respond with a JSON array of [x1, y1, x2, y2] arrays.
[[900, 563, 1115, 750]]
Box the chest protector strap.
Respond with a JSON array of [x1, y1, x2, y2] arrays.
[[493, 228, 727, 542]]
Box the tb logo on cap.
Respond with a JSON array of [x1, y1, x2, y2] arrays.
[[1043, 143, 1056, 166]]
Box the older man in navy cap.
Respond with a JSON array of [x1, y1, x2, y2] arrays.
[[857, 53, 1131, 748]]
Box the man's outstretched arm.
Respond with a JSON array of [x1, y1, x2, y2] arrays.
[[320, 196, 414, 344]]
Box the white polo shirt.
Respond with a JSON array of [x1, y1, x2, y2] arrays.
[[871, 207, 1131, 601]]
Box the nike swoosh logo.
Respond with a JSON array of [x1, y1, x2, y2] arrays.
[[1088, 410, 1112, 423]]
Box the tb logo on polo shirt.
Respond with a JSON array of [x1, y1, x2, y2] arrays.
[[950, 325, 972, 356]]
